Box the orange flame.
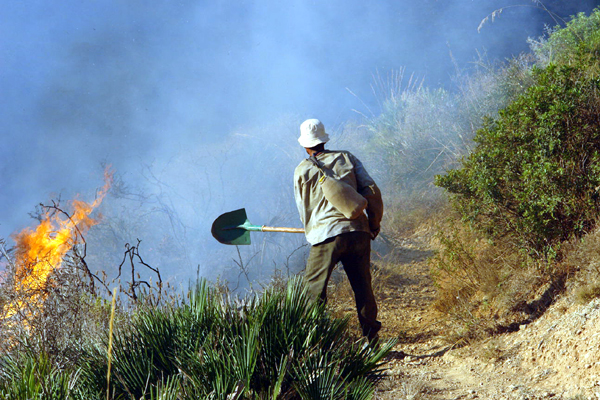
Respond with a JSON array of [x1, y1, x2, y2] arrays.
[[4, 168, 113, 319]]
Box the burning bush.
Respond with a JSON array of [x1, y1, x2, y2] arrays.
[[2, 170, 112, 323]]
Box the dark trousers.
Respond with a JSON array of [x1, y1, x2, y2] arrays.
[[305, 231, 381, 339]]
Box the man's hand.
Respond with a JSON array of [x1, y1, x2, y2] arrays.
[[370, 227, 380, 240]]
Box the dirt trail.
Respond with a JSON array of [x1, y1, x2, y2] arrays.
[[355, 235, 600, 400]]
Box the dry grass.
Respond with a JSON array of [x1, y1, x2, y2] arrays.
[[564, 226, 600, 305], [478, 337, 508, 363], [574, 283, 600, 304], [428, 214, 565, 343], [383, 193, 448, 240], [397, 373, 427, 400]]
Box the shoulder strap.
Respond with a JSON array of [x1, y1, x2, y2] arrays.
[[309, 154, 322, 170], [310, 154, 341, 179]]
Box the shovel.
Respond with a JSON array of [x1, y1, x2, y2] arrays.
[[211, 208, 305, 245]]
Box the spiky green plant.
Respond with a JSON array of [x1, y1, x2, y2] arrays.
[[148, 375, 182, 400], [292, 352, 347, 400], [78, 277, 394, 399], [0, 350, 81, 400]]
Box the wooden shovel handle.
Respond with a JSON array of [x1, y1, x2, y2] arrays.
[[261, 226, 305, 233]]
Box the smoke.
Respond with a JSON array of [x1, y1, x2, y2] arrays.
[[2, 0, 600, 284]]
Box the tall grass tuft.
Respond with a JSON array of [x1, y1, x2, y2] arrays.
[[0, 350, 81, 400]]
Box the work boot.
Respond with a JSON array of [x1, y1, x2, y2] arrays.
[[368, 332, 380, 346]]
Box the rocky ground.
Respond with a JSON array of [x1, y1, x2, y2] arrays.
[[329, 233, 600, 400]]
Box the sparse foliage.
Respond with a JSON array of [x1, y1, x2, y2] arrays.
[[529, 7, 600, 66]]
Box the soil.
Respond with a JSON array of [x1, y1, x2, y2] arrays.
[[328, 230, 600, 400]]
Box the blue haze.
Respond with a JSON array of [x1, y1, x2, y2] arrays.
[[1, 0, 599, 283]]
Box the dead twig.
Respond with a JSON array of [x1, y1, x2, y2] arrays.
[[478, 1, 567, 34], [117, 239, 163, 306]]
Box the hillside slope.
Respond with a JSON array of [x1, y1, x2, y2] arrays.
[[330, 231, 600, 399]]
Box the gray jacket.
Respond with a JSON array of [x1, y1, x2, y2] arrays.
[[294, 150, 383, 245]]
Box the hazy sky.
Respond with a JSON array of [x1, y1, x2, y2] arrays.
[[2, 1, 600, 279]]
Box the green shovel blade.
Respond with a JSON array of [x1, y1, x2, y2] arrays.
[[211, 208, 253, 245], [212, 208, 304, 245]]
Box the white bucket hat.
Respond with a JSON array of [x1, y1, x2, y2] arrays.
[[298, 119, 330, 148]]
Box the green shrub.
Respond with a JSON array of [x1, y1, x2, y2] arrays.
[[531, 8, 600, 67], [430, 7, 600, 341], [436, 62, 600, 257]]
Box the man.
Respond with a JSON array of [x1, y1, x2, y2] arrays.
[[294, 118, 384, 341]]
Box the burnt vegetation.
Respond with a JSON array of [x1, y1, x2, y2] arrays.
[[2, 6, 600, 400]]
